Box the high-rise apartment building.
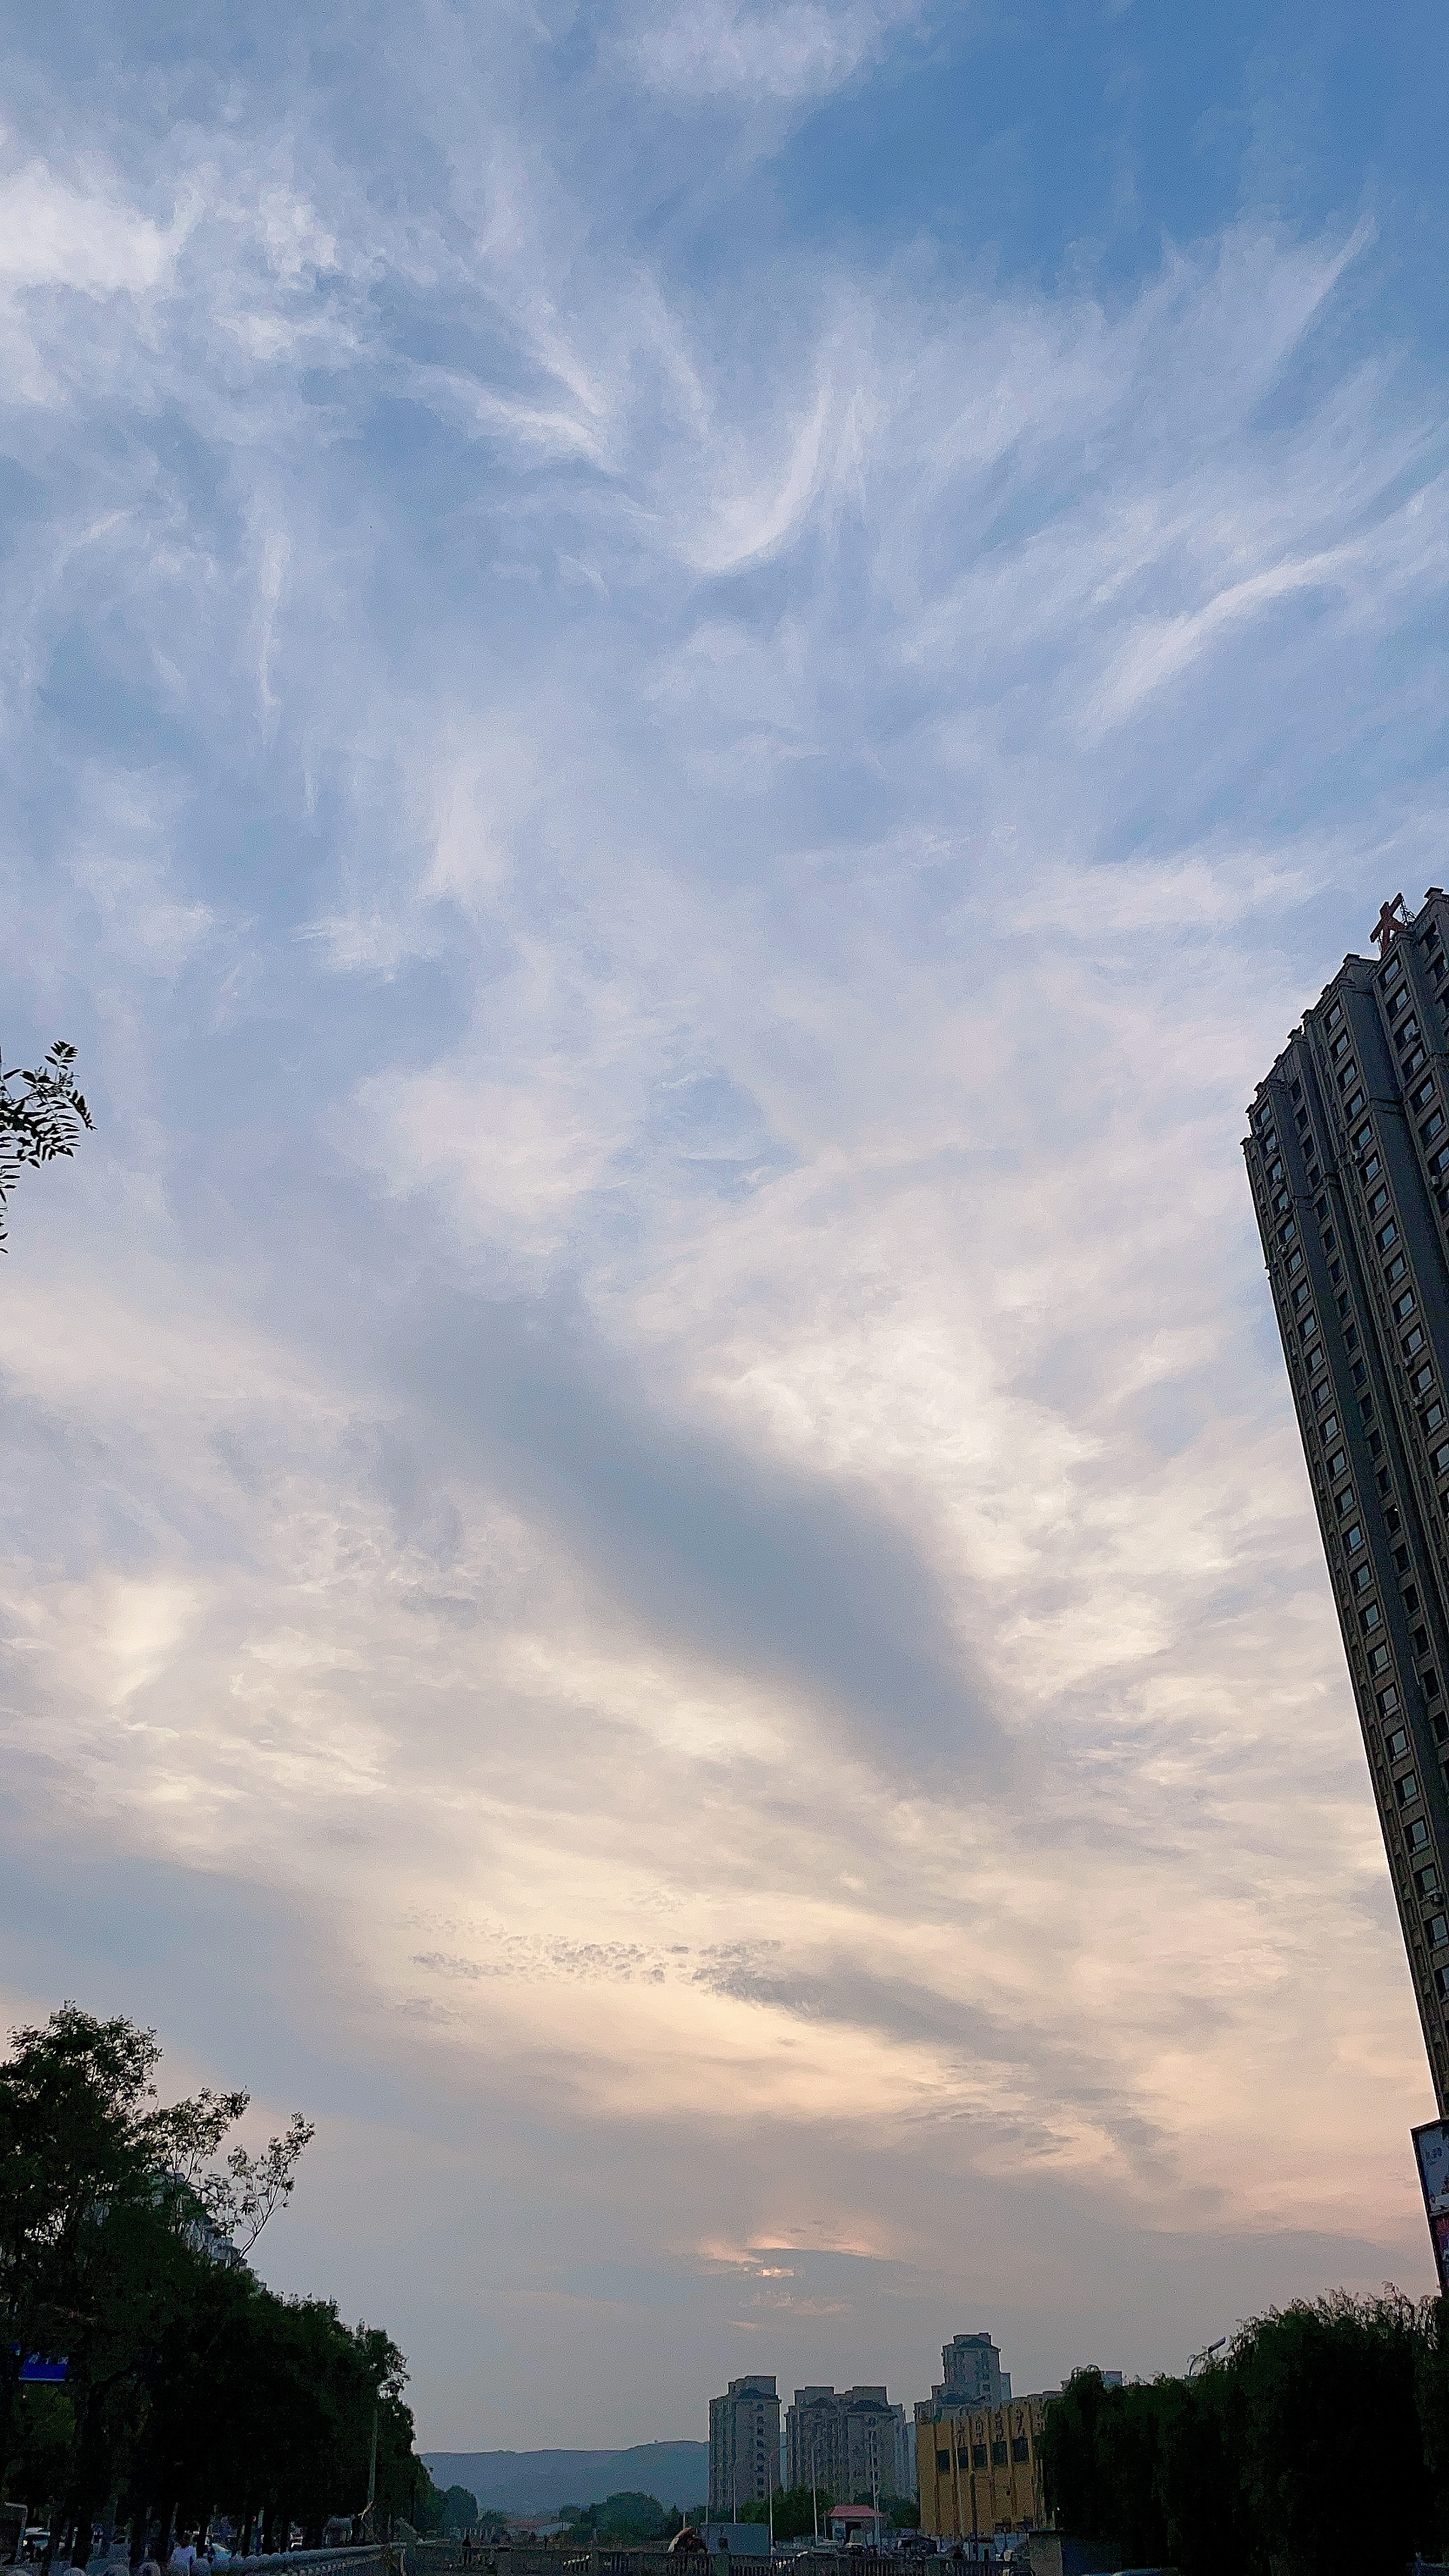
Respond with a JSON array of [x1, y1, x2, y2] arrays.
[[1246, 890, 1449, 2112], [708, 2375, 782, 2514], [936, 2333, 1010, 2408], [784, 2386, 909, 2499]]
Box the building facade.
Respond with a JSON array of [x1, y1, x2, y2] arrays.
[[915, 2394, 1049, 2538], [708, 2376, 782, 2515], [1245, 890, 1449, 2115], [936, 2334, 1010, 2408], [784, 2387, 910, 2500]]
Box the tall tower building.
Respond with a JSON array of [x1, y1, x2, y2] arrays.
[[708, 2375, 781, 2514], [1245, 890, 1449, 2114], [936, 2333, 1008, 2407]]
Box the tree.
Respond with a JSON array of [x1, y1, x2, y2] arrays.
[[1042, 2302, 1446, 2576], [0, 1042, 92, 1247], [1230, 2292, 1436, 2576], [737, 2486, 830, 2541], [569, 2494, 671, 2542], [0, 2007, 319, 2560]]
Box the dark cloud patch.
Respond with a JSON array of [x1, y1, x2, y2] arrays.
[[392, 1285, 1004, 1784]]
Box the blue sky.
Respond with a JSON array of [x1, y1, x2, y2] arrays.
[[3, 0, 1449, 2447]]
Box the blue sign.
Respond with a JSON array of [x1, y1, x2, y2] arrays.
[[17, 2357, 67, 2383]]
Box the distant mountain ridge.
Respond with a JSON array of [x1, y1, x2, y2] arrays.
[[421, 2442, 709, 2514]]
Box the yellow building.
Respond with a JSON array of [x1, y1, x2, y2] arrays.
[[915, 2394, 1051, 2537]]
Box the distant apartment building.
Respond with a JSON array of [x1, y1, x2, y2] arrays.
[[935, 2333, 1012, 2408], [784, 2386, 910, 2500], [708, 2376, 782, 2514], [914, 2393, 1049, 2538]]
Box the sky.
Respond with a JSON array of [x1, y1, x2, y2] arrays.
[[3, 0, 1449, 2453]]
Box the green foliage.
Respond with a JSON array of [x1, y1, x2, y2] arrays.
[[738, 2485, 831, 2541], [440, 2487, 481, 2534], [1041, 2300, 1448, 2576], [571, 2492, 672, 2540], [0, 1042, 92, 1248], [886, 2498, 920, 2529], [0, 2004, 429, 2551]]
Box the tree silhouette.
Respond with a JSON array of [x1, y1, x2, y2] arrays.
[[0, 1041, 92, 1247]]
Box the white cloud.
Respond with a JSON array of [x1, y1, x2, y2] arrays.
[[629, 0, 921, 101], [0, 159, 176, 294]]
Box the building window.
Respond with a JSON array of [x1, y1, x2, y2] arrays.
[[1332, 1032, 1350, 1060], [1327, 1002, 1343, 1030], [1409, 1818, 1431, 1850], [1329, 1451, 1348, 1483], [1390, 983, 1409, 1016], [1415, 1078, 1436, 1109], [1426, 1111, 1445, 1144], [1401, 1018, 1421, 1049], [1396, 1291, 1417, 1320], [1417, 1864, 1442, 1898], [1406, 1327, 1427, 1357], [1347, 1088, 1366, 1116], [1344, 1523, 1364, 1553], [1379, 1220, 1399, 1252], [1321, 1411, 1340, 1440], [1364, 1152, 1383, 1182], [935, 2452, 949, 2475], [1361, 1603, 1383, 1632], [1429, 1401, 1447, 1432], [1397, 1772, 1421, 1809], [1012, 2440, 1029, 2463], [991, 2444, 1008, 2468], [1288, 1249, 1304, 1275], [971, 2447, 987, 2471], [1387, 1727, 1410, 1761], [1371, 1644, 1393, 1672], [1429, 1917, 1449, 1951], [1379, 1683, 1401, 1715], [1369, 1186, 1390, 1216]]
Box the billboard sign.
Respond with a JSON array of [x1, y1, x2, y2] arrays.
[[1411, 2119, 1449, 2291]]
